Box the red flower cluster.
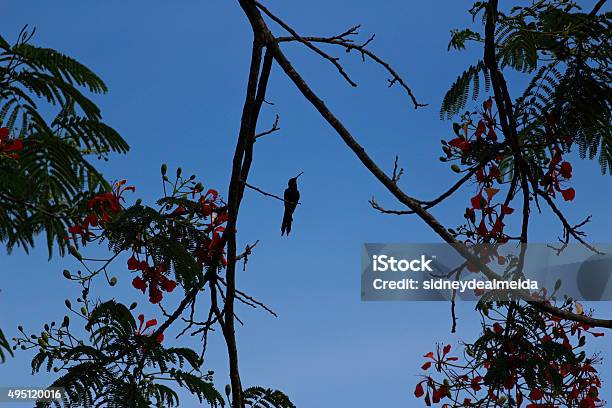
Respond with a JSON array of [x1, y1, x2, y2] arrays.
[[415, 344, 457, 406], [193, 188, 229, 269], [67, 180, 135, 244], [541, 146, 575, 201], [444, 98, 498, 156], [134, 313, 164, 343], [88, 179, 135, 222], [466, 186, 512, 245], [0, 127, 24, 159], [415, 299, 604, 407], [442, 99, 514, 249], [129, 257, 177, 304]]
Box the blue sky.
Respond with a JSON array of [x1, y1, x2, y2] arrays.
[[1, 1, 611, 407]]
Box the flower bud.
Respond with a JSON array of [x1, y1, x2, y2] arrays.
[[225, 384, 231, 397], [451, 164, 461, 173], [129, 302, 138, 310], [62, 270, 71, 279], [176, 167, 182, 177], [64, 299, 72, 309], [80, 307, 88, 316], [109, 277, 117, 286], [161, 163, 168, 175]]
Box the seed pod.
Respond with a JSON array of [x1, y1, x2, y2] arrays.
[[161, 163, 168, 175], [109, 277, 118, 286], [37, 337, 48, 348], [62, 316, 70, 327], [64, 299, 72, 309], [451, 164, 462, 173], [62, 270, 71, 279], [129, 302, 138, 310], [80, 307, 88, 316]]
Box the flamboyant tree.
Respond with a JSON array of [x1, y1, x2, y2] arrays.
[[1, 1, 610, 408]]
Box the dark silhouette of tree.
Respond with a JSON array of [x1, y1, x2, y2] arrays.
[[2, 1, 610, 407]]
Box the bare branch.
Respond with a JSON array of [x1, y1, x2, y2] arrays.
[[242, 180, 301, 205], [255, 1, 358, 86], [255, 114, 280, 139]]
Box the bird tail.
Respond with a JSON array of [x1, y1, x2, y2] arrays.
[[281, 213, 292, 236]]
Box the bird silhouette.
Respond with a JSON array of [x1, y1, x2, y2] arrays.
[[281, 172, 302, 236]]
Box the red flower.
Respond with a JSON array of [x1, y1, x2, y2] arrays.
[[529, 388, 544, 401], [449, 137, 470, 152], [132, 276, 147, 293], [493, 322, 504, 335], [204, 189, 219, 201], [414, 382, 425, 398], [501, 205, 514, 215], [560, 161, 573, 179], [127, 256, 139, 271], [476, 219, 488, 236], [475, 120, 485, 140], [160, 278, 177, 293], [561, 187, 576, 201], [134, 313, 163, 343], [471, 194, 485, 210], [135, 313, 157, 335], [487, 126, 497, 141], [421, 361, 432, 370], [149, 287, 163, 304], [471, 376, 482, 391], [0, 127, 24, 158], [171, 206, 186, 216]]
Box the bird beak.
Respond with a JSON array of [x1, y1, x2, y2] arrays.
[[295, 171, 304, 179]]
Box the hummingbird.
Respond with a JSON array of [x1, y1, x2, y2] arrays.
[[281, 172, 303, 236]]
